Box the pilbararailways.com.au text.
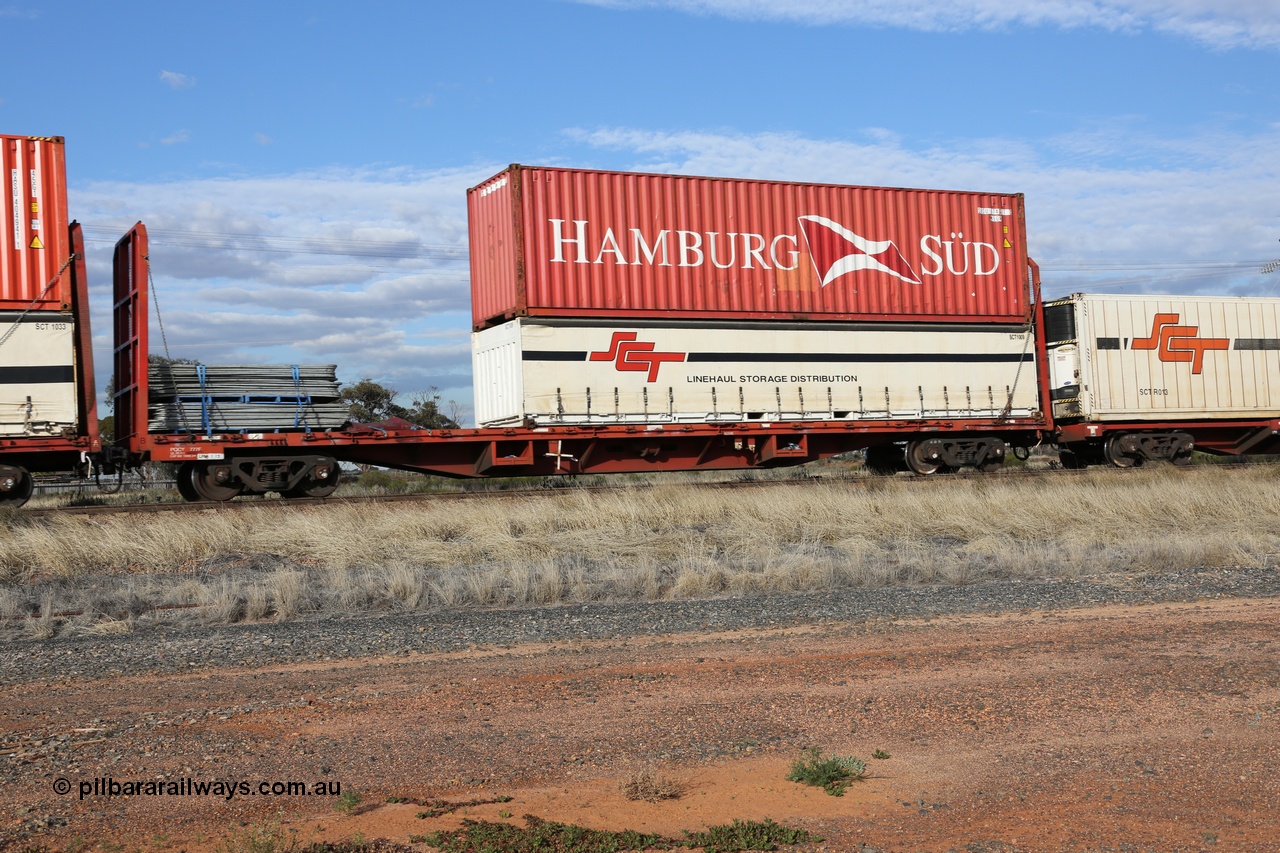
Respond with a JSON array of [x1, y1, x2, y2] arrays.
[[54, 776, 342, 802]]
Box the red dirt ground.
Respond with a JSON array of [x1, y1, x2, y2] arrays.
[[3, 598, 1278, 852]]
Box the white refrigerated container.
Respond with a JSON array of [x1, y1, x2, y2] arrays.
[[1044, 293, 1280, 422]]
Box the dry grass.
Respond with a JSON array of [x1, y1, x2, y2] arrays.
[[3, 463, 1278, 638], [620, 768, 687, 802]]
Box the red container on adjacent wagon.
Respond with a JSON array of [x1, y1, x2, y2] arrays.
[[1, 134, 72, 310], [468, 165, 1030, 331]]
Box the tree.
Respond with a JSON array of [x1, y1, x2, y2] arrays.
[[404, 387, 459, 429], [340, 379, 459, 429], [340, 378, 404, 423]]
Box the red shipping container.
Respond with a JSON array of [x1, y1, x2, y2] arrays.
[[469, 165, 1029, 330], [1, 134, 72, 311]]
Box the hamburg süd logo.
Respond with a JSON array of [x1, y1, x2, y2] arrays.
[[797, 215, 923, 287]]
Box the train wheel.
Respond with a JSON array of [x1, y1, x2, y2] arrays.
[[0, 466, 34, 508], [1104, 435, 1140, 468], [905, 441, 943, 476], [977, 457, 1005, 473], [189, 462, 242, 502], [1170, 448, 1194, 466], [282, 466, 341, 499], [176, 462, 201, 502]]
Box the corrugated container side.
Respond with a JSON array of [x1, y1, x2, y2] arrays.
[[1050, 293, 1280, 420], [472, 318, 1039, 427], [1, 135, 72, 311], [470, 320, 524, 428], [468, 165, 1029, 330], [468, 170, 519, 333]]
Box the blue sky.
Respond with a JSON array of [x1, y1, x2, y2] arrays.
[[3, 0, 1279, 421]]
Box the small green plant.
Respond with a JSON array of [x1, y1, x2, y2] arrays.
[[683, 818, 820, 852], [334, 789, 363, 815], [872, 749, 891, 760], [417, 814, 819, 852], [786, 747, 867, 797], [419, 815, 668, 852]]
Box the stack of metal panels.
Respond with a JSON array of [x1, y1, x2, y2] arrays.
[[148, 363, 350, 433]]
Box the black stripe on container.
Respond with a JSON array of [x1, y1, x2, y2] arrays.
[[1095, 337, 1122, 350], [0, 313, 72, 325], [685, 352, 1035, 364], [0, 365, 75, 384], [522, 351, 1034, 364], [1234, 339, 1280, 350], [523, 351, 589, 361]]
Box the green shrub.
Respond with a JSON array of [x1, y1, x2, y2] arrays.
[[683, 818, 820, 852], [786, 747, 867, 796]]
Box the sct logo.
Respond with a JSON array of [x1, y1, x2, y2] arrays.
[[1132, 313, 1229, 374], [589, 332, 685, 382]]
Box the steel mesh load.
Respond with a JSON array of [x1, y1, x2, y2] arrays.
[[147, 363, 350, 433]]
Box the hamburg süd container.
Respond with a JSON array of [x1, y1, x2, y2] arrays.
[[1, 134, 71, 311], [468, 165, 1030, 331], [0, 312, 77, 436], [1045, 293, 1280, 422], [472, 318, 1040, 428]]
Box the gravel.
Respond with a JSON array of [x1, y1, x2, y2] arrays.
[[3, 564, 1277, 685]]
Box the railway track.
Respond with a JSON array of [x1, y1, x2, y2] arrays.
[[20, 458, 1268, 518], [25, 474, 835, 517]]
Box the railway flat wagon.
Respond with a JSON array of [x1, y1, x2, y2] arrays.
[[0, 134, 99, 505], [105, 219, 1048, 500], [1046, 293, 1280, 466]]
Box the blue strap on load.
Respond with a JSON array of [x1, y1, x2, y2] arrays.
[[197, 363, 213, 437], [291, 364, 310, 433]]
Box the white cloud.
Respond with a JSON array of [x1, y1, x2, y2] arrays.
[[577, 0, 1280, 49], [73, 164, 496, 411], [160, 69, 196, 89], [255, 133, 273, 145], [160, 129, 191, 145]]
